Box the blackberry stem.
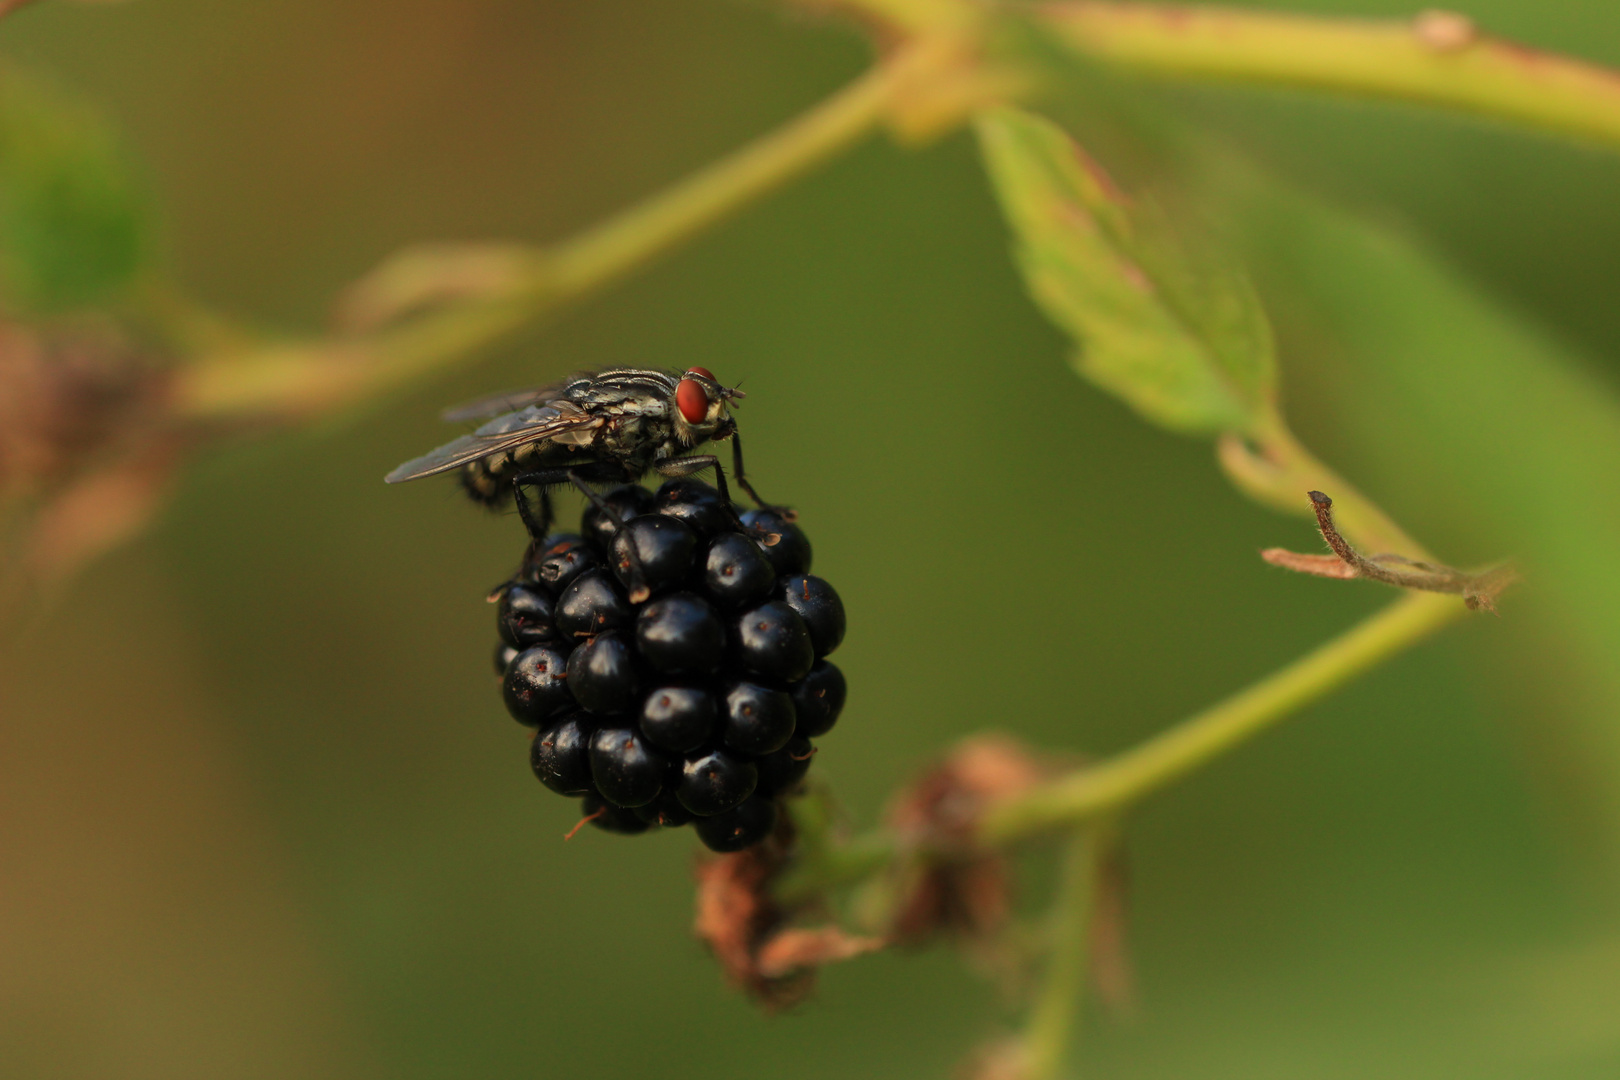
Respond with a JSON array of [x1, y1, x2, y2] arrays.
[[170, 46, 929, 422], [982, 590, 1464, 843], [777, 589, 1465, 903], [1019, 826, 1102, 1080], [1040, 3, 1620, 152]]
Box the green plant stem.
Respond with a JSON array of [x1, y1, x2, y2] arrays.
[[778, 589, 1464, 903], [168, 3, 1620, 422], [1037, 2, 1620, 150], [979, 589, 1462, 844], [1020, 827, 1100, 1080], [539, 54, 904, 299], [774, 814, 895, 905], [172, 49, 919, 421]]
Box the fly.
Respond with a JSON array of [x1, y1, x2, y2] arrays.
[[385, 366, 774, 542]]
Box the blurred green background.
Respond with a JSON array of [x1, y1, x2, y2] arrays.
[[3, 1, 1619, 1077]]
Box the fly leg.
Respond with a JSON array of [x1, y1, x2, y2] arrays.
[[511, 479, 556, 542], [487, 482, 556, 601], [728, 431, 792, 520], [511, 462, 626, 538], [512, 464, 653, 600], [654, 454, 733, 507], [654, 454, 781, 547]]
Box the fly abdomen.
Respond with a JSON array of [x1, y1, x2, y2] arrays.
[[459, 439, 601, 506], [461, 455, 511, 506]]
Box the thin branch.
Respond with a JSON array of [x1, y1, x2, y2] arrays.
[[977, 589, 1464, 844], [169, 46, 932, 422], [1037, 2, 1620, 151], [773, 817, 894, 905], [779, 588, 1469, 902], [1019, 827, 1101, 1080]]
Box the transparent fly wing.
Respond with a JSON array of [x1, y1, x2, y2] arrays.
[[441, 388, 546, 424], [384, 406, 602, 483], [440, 380, 574, 423]]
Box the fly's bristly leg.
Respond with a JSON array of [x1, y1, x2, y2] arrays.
[[511, 464, 616, 539], [511, 475, 555, 541], [514, 464, 652, 601], [655, 454, 751, 533], [656, 451, 730, 502], [496, 477, 560, 602], [729, 431, 793, 520]]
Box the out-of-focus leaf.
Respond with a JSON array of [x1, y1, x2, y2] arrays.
[[974, 105, 1275, 436], [1220, 163, 1620, 890], [0, 63, 149, 313]]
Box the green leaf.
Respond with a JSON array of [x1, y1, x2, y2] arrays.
[[1225, 172, 1620, 879], [0, 63, 150, 313], [973, 105, 1275, 436]]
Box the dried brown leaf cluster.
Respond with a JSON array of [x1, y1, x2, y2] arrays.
[[887, 735, 1050, 946], [0, 322, 157, 500], [0, 320, 179, 594], [693, 812, 883, 1009]]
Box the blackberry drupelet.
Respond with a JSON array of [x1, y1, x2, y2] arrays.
[[489, 480, 847, 851]]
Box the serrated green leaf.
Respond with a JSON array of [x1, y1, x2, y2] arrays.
[[0, 63, 150, 313], [974, 105, 1275, 436]]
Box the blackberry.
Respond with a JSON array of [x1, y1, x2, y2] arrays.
[[792, 661, 846, 737], [529, 533, 598, 593], [734, 601, 815, 683], [694, 795, 778, 852], [589, 726, 667, 808], [488, 495, 848, 851], [634, 790, 696, 828], [555, 570, 634, 638], [497, 583, 558, 649], [503, 644, 574, 726], [580, 792, 651, 835], [742, 509, 811, 576], [531, 714, 596, 796], [721, 681, 796, 756], [703, 532, 776, 610], [567, 632, 641, 715], [582, 484, 654, 550], [636, 593, 725, 675], [610, 515, 699, 600], [494, 642, 519, 677], [755, 735, 815, 797], [776, 575, 845, 658], [676, 746, 758, 817], [640, 686, 717, 754], [653, 479, 733, 539]]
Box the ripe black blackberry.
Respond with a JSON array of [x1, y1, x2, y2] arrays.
[[494, 479, 846, 852]]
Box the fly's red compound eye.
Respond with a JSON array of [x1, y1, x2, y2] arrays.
[[685, 366, 716, 381], [675, 378, 709, 424]]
